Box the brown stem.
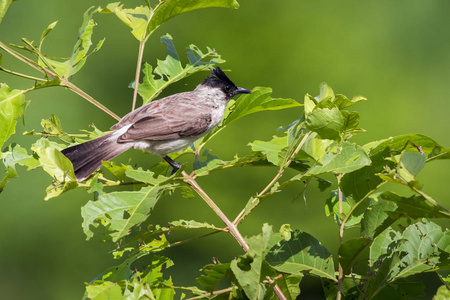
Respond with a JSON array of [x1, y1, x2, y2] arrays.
[[131, 39, 146, 111], [0, 41, 120, 121], [181, 170, 286, 300], [336, 173, 344, 300]]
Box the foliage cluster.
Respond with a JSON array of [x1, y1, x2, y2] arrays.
[[1, 1, 449, 299]]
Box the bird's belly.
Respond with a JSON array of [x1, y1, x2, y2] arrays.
[[131, 136, 199, 156]]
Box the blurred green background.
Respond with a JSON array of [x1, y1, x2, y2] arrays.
[[1, 0, 450, 299]]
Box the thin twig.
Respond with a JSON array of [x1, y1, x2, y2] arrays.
[[181, 170, 287, 300], [183, 287, 233, 300], [132, 39, 146, 111], [336, 173, 344, 300], [0, 41, 120, 121], [233, 131, 311, 225]]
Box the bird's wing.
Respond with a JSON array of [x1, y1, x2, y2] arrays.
[[116, 98, 213, 142]]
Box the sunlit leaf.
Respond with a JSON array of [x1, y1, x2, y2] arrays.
[[146, 0, 240, 38], [249, 135, 287, 166], [39, 7, 104, 78], [101, 3, 150, 40], [364, 134, 450, 161], [305, 107, 343, 141], [0, 84, 26, 149], [0, 143, 39, 192], [81, 184, 167, 241], [137, 34, 224, 104], [0, 0, 15, 24], [222, 87, 302, 127]]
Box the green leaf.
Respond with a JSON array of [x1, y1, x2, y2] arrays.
[[368, 219, 448, 298], [249, 135, 288, 166], [125, 166, 168, 185], [39, 21, 58, 50], [40, 114, 74, 143], [0, 0, 15, 24], [137, 34, 224, 104], [434, 285, 450, 300], [39, 6, 104, 78], [196, 263, 230, 293], [372, 279, 425, 300], [146, 0, 240, 38], [101, 3, 150, 40], [340, 148, 393, 203], [274, 274, 302, 300], [364, 134, 450, 161], [0, 143, 39, 192], [265, 230, 336, 281], [322, 277, 361, 300], [361, 195, 398, 238], [341, 110, 364, 139], [230, 224, 276, 300], [85, 281, 123, 299], [147, 219, 222, 235], [0, 84, 26, 149], [81, 185, 166, 241], [338, 237, 371, 275], [222, 86, 302, 127], [31, 138, 77, 200], [302, 141, 371, 177], [305, 107, 343, 141], [379, 191, 450, 219]]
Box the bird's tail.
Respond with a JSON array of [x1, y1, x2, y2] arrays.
[[62, 132, 131, 181]]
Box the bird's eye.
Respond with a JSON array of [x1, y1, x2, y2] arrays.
[[225, 85, 232, 92]]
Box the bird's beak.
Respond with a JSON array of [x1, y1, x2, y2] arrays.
[[235, 87, 252, 95]]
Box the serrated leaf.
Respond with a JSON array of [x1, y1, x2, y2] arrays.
[[305, 107, 343, 141], [265, 230, 336, 281], [101, 3, 150, 40], [39, 6, 104, 78], [81, 184, 167, 241], [361, 196, 398, 238], [379, 191, 450, 219], [341, 110, 364, 139], [146, 0, 240, 38], [368, 219, 448, 298], [364, 134, 450, 161], [301, 141, 371, 178], [32, 139, 77, 200], [230, 224, 276, 300], [0, 143, 39, 192], [196, 263, 230, 293], [398, 151, 425, 183], [250, 135, 287, 166], [0, 84, 26, 149], [222, 86, 302, 127], [137, 34, 224, 104], [125, 166, 168, 185]]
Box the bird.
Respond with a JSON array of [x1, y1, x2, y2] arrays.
[[61, 67, 252, 181]]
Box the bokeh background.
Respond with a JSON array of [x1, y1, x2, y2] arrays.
[[1, 0, 450, 299]]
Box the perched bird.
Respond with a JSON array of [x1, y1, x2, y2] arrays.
[[62, 67, 252, 181]]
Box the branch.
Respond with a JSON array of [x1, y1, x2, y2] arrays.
[[233, 131, 312, 225], [181, 170, 287, 300], [0, 41, 120, 121]]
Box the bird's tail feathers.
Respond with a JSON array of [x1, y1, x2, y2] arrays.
[[62, 132, 131, 181]]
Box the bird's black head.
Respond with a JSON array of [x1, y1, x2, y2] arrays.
[[201, 67, 252, 100]]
